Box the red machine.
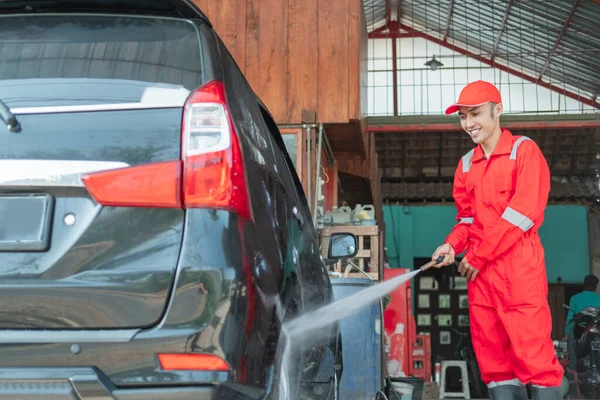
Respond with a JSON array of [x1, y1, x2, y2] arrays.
[[410, 334, 432, 382]]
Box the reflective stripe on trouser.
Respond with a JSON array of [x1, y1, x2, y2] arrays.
[[468, 255, 564, 387], [488, 384, 528, 400], [488, 378, 525, 388]]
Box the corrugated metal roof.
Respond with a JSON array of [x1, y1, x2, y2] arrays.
[[364, 0, 387, 31], [365, 0, 600, 100]]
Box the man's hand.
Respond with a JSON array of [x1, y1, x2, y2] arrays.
[[458, 256, 479, 281], [431, 243, 455, 267]]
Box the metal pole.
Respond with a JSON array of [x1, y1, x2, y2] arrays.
[[313, 124, 324, 224], [306, 125, 312, 209], [392, 36, 398, 116]]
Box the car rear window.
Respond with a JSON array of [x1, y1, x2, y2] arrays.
[[0, 14, 202, 108]]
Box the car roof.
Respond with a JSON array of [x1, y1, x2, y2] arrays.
[[0, 0, 212, 25]]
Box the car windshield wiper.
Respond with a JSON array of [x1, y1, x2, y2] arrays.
[[0, 99, 21, 133]]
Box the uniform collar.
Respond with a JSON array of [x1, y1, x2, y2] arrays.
[[472, 128, 513, 162]]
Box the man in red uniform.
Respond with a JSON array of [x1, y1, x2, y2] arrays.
[[432, 81, 564, 400]]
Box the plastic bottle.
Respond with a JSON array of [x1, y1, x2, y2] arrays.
[[387, 323, 406, 377]]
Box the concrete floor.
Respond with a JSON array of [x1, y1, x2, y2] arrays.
[[422, 382, 440, 399]]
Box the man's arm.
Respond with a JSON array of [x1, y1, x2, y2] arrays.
[[467, 140, 550, 270], [445, 158, 473, 255]]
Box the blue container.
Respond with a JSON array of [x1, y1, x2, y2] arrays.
[[331, 278, 383, 400]]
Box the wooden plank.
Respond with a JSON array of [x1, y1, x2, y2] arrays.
[[325, 122, 367, 158], [321, 225, 379, 236], [372, 231, 379, 275], [318, 0, 349, 123], [335, 154, 369, 178], [286, 0, 319, 123], [321, 235, 330, 259], [356, 249, 371, 258], [331, 162, 339, 208], [235, 0, 247, 72], [245, 0, 261, 92], [209, 0, 244, 65], [191, 0, 213, 20], [257, 0, 288, 122], [348, 0, 363, 120], [359, 0, 369, 119]]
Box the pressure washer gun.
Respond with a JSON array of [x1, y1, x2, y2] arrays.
[[420, 256, 459, 271]]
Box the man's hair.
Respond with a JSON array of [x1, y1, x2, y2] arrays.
[[489, 102, 497, 119], [583, 274, 599, 291]]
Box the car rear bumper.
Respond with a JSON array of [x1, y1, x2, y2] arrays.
[[0, 368, 263, 400], [0, 387, 214, 400]]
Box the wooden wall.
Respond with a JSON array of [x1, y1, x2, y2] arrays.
[[193, 0, 368, 126]]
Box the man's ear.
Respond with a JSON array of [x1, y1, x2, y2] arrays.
[[495, 103, 504, 117]]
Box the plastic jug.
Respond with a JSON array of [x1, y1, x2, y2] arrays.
[[353, 204, 375, 220], [326, 206, 353, 225]]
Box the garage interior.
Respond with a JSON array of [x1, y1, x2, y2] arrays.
[[198, 0, 600, 398]]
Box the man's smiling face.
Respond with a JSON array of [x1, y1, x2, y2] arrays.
[[458, 102, 503, 145]]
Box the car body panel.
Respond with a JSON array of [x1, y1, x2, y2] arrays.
[[0, 2, 340, 398]]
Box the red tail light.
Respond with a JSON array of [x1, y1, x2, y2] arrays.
[[181, 80, 250, 218], [82, 80, 251, 218], [81, 161, 181, 208], [158, 353, 229, 371]]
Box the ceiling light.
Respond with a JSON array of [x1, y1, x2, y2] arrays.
[[425, 55, 443, 71]]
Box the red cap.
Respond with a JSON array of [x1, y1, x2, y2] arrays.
[[445, 80, 502, 114]]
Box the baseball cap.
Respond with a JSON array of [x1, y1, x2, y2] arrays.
[[445, 80, 502, 115]]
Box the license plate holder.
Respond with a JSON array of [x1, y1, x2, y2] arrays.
[[0, 194, 54, 251]]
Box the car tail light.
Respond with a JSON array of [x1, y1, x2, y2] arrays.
[[82, 80, 251, 218], [158, 353, 229, 371], [81, 161, 181, 208], [182, 80, 250, 219]]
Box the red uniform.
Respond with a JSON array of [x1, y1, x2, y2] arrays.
[[446, 128, 563, 387]]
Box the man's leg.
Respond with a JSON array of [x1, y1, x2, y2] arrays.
[[469, 275, 528, 399], [498, 244, 564, 399], [499, 304, 563, 398]]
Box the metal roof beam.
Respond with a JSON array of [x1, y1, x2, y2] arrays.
[[442, 0, 454, 43], [398, 22, 600, 110], [537, 0, 581, 80], [491, 0, 514, 62]]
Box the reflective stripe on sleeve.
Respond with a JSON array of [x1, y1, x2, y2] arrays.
[[510, 136, 531, 160], [502, 206, 534, 232]]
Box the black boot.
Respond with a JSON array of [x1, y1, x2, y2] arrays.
[[488, 384, 528, 400], [531, 386, 562, 400]]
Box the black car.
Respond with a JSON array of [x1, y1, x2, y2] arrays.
[[0, 1, 358, 398]]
